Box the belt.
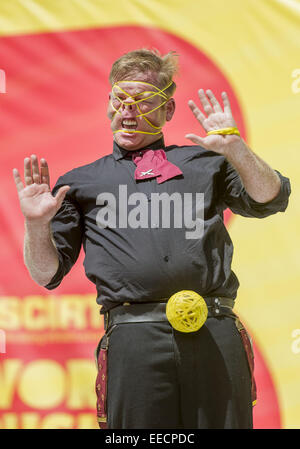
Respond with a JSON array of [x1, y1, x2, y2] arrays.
[[104, 297, 235, 331]]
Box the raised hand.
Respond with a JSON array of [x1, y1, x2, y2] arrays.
[[185, 89, 241, 155], [13, 154, 70, 224]]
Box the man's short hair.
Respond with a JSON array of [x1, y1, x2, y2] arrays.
[[109, 48, 179, 98]]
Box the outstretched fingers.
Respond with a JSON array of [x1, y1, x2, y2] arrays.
[[221, 91, 232, 115], [197, 89, 213, 116], [188, 89, 224, 131], [187, 100, 206, 128], [31, 154, 41, 184], [21, 155, 51, 188], [24, 157, 34, 186], [12, 168, 24, 192], [40, 158, 50, 186], [206, 89, 223, 113]]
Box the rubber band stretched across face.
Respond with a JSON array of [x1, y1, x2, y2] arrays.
[[110, 80, 173, 135]]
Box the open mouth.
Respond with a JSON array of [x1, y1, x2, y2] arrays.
[[122, 119, 138, 131]]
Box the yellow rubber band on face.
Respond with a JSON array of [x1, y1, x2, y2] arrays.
[[135, 100, 169, 129], [113, 129, 162, 135], [206, 127, 240, 136], [111, 80, 173, 135], [113, 83, 170, 105]]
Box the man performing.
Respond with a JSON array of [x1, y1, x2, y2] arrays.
[[13, 49, 291, 429]]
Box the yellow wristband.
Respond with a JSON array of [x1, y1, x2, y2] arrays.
[[206, 127, 240, 136]]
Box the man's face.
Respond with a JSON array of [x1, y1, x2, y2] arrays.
[[107, 73, 175, 151]]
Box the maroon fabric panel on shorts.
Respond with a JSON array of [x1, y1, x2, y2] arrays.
[[236, 319, 257, 406], [96, 347, 108, 429]]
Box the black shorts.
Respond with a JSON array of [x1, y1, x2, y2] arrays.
[[98, 315, 254, 429]]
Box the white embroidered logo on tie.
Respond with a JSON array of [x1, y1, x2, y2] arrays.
[[140, 169, 153, 177]]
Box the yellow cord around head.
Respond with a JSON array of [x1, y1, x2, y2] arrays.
[[206, 127, 240, 136], [111, 80, 173, 135]]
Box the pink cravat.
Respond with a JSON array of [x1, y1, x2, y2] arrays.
[[132, 149, 182, 184]]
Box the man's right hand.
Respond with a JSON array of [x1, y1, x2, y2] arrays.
[[12, 154, 69, 286], [13, 154, 70, 224]]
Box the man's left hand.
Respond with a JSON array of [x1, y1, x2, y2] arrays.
[[185, 89, 241, 155]]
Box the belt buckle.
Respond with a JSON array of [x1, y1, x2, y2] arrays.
[[166, 290, 208, 333]]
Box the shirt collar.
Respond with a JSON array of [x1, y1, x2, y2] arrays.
[[112, 136, 165, 160]]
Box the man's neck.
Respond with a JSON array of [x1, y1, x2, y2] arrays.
[[112, 136, 165, 160]]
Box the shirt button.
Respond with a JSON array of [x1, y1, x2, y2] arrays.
[[164, 256, 169, 262]]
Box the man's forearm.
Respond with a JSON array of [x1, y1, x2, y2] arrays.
[[24, 220, 59, 286], [224, 138, 281, 203]]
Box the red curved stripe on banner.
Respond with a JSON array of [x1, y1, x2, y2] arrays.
[[253, 341, 281, 428]]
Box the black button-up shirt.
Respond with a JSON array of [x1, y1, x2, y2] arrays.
[[45, 138, 291, 312]]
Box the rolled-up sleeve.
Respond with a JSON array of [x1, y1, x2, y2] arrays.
[[44, 175, 83, 290], [220, 161, 291, 218]]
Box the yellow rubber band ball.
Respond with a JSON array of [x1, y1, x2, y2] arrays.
[[166, 290, 208, 333]]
